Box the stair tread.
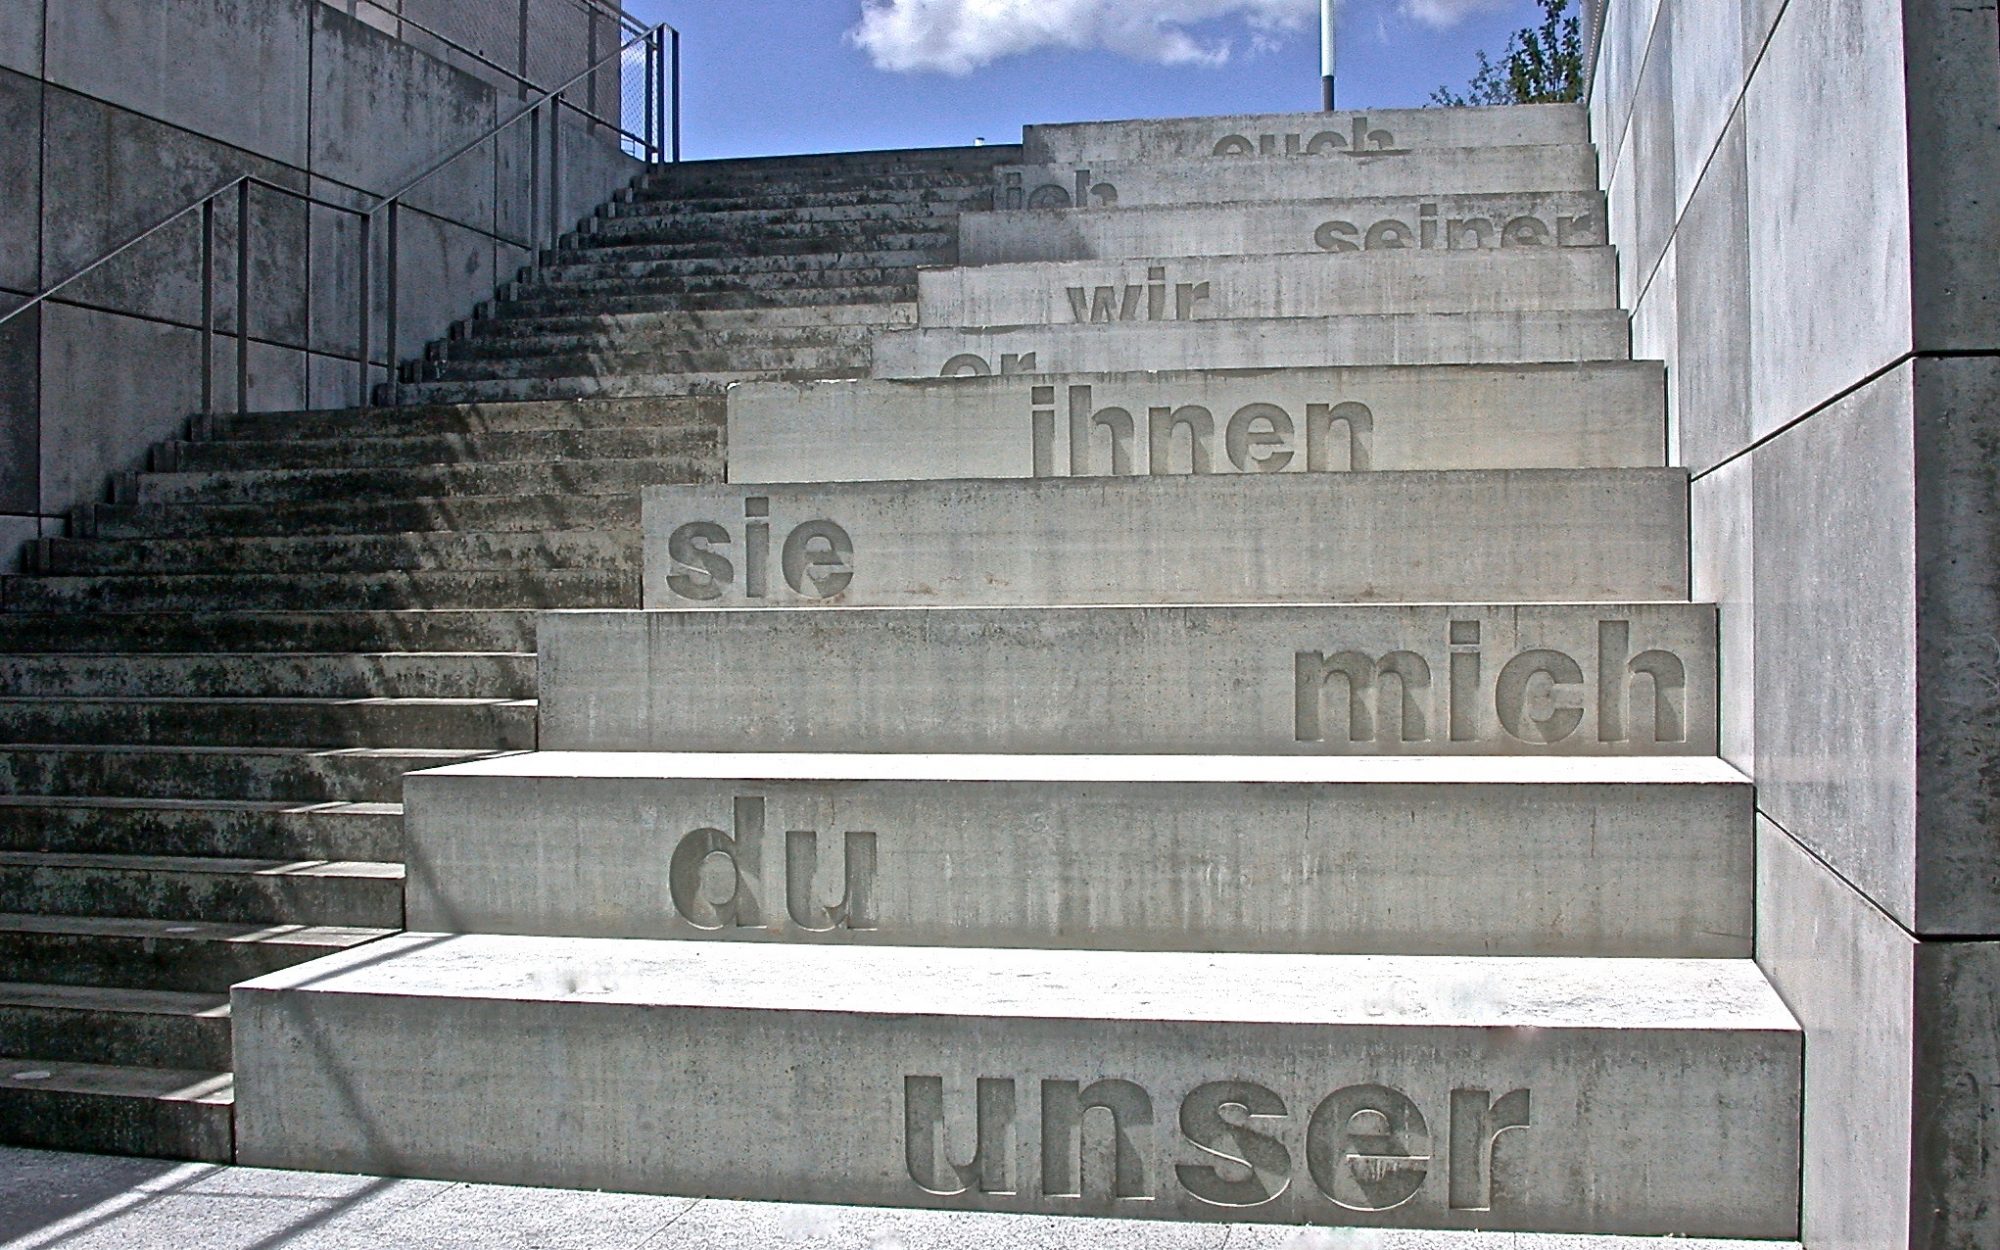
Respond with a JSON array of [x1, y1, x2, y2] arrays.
[[0, 796, 402, 816], [0, 1056, 232, 1103], [1, 743, 488, 759], [0, 850, 404, 879], [0, 696, 536, 709], [0, 911, 395, 945], [0, 981, 228, 1017]]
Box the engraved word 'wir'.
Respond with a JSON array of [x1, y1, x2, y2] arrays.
[[1067, 266, 1211, 325], [664, 497, 855, 602]]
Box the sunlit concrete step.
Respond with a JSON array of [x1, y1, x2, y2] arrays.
[[555, 230, 956, 266], [636, 171, 995, 201], [917, 249, 1617, 326], [640, 472, 1688, 609], [727, 362, 1665, 483], [533, 248, 947, 285], [406, 753, 1752, 959], [607, 185, 989, 218], [0, 796, 402, 862], [0, 696, 534, 750], [459, 301, 915, 340], [872, 310, 1630, 378], [386, 369, 872, 407], [489, 283, 914, 321], [233, 936, 1800, 1237], [585, 203, 966, 237], [0, 1057, 231, 1161], [36, 530, 637, 578], [0, 913, 392, 993], [190, 395, 723, 442], [0, 743, 490, 803], [1021, 104, 1585, 164], [540, 603, 1715, 757], [0, 652, 534, 700], [417, 343, 869, 384], [158, 426, 715, 472], [638, 144, 1012, 188], [122, 457, 715, 507], [438, 322, 883, 364], [0, 851, 402, 928], [3, 569, 637, 613], [501, 266, 922, 304], [82, 495, 641, 540], [0, 982, 229, 1070], [995, 144, 1598, 213], [0, 611, 539, 656], [960, 191, 1602, 265]]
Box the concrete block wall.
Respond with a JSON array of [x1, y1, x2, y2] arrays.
[[0, 0, 640, 570], [1589, 1, 2000, 1245]]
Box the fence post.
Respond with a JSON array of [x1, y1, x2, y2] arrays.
[[235, 180, 251, 415]]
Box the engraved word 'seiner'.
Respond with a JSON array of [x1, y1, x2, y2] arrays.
[[665, 496, 854, 602], [668, 796, 877, 934], [1317, 204, 1599, 254], [1033, 385, 1372, 477], [904, 1076, 1529, 1212]]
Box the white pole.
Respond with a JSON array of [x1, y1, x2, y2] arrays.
[[1321, 0, 1337, 110]]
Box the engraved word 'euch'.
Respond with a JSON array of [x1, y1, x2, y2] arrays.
[[1034, 385, 1372, 477], [665, 497, 855, 602], [668, 796, 877, 933], [1211, 116, 1413, 157], [1296, 619, 1689, 747], [905, 1076, 1530, 1212]]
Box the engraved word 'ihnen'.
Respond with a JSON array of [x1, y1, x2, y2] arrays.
[[1066, 266, 1211, 325], [904, 1076, 1529, 1212], [1212, 116, 1412, 158], [664, 496, 854, 602], [668, 796, 877, 933], [1316, 204, 1599, 253], [1033, 385, 1372, 477], [1295, 619, 1689, 748]]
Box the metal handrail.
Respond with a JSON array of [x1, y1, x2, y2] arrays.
[[0, 18, 680, 417]]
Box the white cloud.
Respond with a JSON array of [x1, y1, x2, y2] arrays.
[[1396, 0, 1520, 27], [849, 0, 1319, 76]]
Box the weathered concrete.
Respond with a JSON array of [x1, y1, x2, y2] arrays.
[[726, 363, 1665, 483], [959, 193, 1605, 265], [539, 603, 1716, 757], [1021, 105, 1588, 165], [995, 147, 1599, 213], [917, 250, 1616, 327], [640, 472, 1689, 608], [872, 311, 1633, 380], [233, 934, 1801, 1235], [404, 753, 1753, 958]]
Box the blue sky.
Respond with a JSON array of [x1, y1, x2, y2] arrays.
[[620, 0, 1552, 160]]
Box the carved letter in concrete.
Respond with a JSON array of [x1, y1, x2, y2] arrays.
[[1176, 1081, 1292, 1208], [1306, 1084, 1431, 1211], [780, 520, 854, 599], [1496, 649, 1586, 745], [1305, 402, 1374, 473], [905, 1076, 1016, 1196], [1070, 385, 1136, 477], [1041, 1079, 1154, 1200], [1296, 650, 1432, 745], [665, 521, 732, 602], [941, 354, 993, 378], [785, 830, 877, 932], [1448, 1088, 1531, 1211], [1149, 405, 1215, 476], [667, 796, 764, 931], [1226, 404, 1295, 473]]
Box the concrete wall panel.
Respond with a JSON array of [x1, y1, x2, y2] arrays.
[[0, 70, 42, 294], [1913, 939, 2000, 1248], [1673, 110, 1752, 474], [1903, 0, 2000, 352], [38, 304, 201, 513], [1667, 0, 1743, 216], [0, 1, 41, 78], [1691, 454, 1753, 772], [0, 304, 39, 516]]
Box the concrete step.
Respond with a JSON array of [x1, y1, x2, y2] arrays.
[[0, 851, 402, 928], [642, 471, 1689, 608], [3, 569, 637, 613], [586, 203, 969, 235], [0, 611, 538, 656], [0, 696, 534, 750], [460, 304, 916, 346], [917, 249, 1617, 326], [960, 191, 1604, 265], [0, 982, 230, 1070], [191, 395, 723, 442], [0, 651, 534, 700], [123, 457, 715, 506], [638, 144, 1015, 186], [83, 495, 640, 540], [407, 753, 1752, 959], [540, 603, 1716, 757], [635, 171, 997, 201], [232, 936, 1801, 1237], [1022, 104, 1586, 163], [0, 743, 489, 803], [491, 284, 913, 320], [0, 1057, 231, 1161], [385, 368, 871, 407], [554, 230, 957, 265], [160, 426, 717, 473], [609, 186, 990, 218], [417, 343, 869, 384], [534, 248, 949, 285], [502, 266, 921, 303], [873, 310, 1631, 378], [438, 322, 884, 363], [727, 361, 1667, 483], [0, 912, 392, 992], [37, 529, 638, 577], [0, 796, 402, 862], [996, 145, 1599, 212]]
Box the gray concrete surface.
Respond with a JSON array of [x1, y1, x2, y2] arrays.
[[403, 753, 1753, 957], [538, 603, 1717, 756], [0, 1145, 1805, 1249], [640, 471, 1689, 608], [725, 363, 1665, 483], [1021, 105, 1586, 165]]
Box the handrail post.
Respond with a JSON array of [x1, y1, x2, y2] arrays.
[[671, 28, 682, 164], [356, 211, 372, 408], [200, 197, 215, 415], [529, 106, 543, 248], [549, 99, 564, 248], [643, 34, 658, 163], [235, 180, 251, 415], [385, 201, 400, 404]]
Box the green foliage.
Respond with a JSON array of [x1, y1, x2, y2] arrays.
[[1430, 0, 1583, 107]]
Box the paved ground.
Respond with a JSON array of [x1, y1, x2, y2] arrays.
[[0, 1147, 1791, 1249]]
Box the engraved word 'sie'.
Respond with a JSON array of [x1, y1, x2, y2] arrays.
[[664, 497, 854, 602], [1295, 619, 1689, 748], [1066, 266, 1210, 324], [1212, 116, 1413, 158], [1033, 385, 1372, 477], [1316, 203, 1599, 254], [669, 796, 876, 933], [905, 1076, 1529, 1211]]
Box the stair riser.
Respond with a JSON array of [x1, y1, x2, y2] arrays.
[[503, 270, 920, 302], [0, 1001, 230, 1069], [0, 866, 401, 929], [637, 173, 997, 199], [580, 214, 959, 246], [386, 372, 868, 407], [127, 461, 714, 506], [164, 428, 718, 473], [422, 346, 868, 383], [0, 701, 533, 750], [535, 250, 948, 283], [0, 930, 369, 993], [491, 288, 913, 318], [0, 750, 467, 803], [610, 188, 990, 217], [5, 572, 637, 614], [464, 303, 915, 339], [86, 498, 641, 540], [195, 396, 722, 442], [640, 146, 1013, 182], [0, 805, 402, 862], [40, 533, 639, 577], [441, 326, 879, 363], [0, 1085, 230, 1162], [556, 232, 955, 264], [0, 613, 539, 656], [0, 654, 534, 700]]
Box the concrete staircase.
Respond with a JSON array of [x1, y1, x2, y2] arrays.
[[227, 104, 1805, 1239], [0, 146, 1006, 1160]]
